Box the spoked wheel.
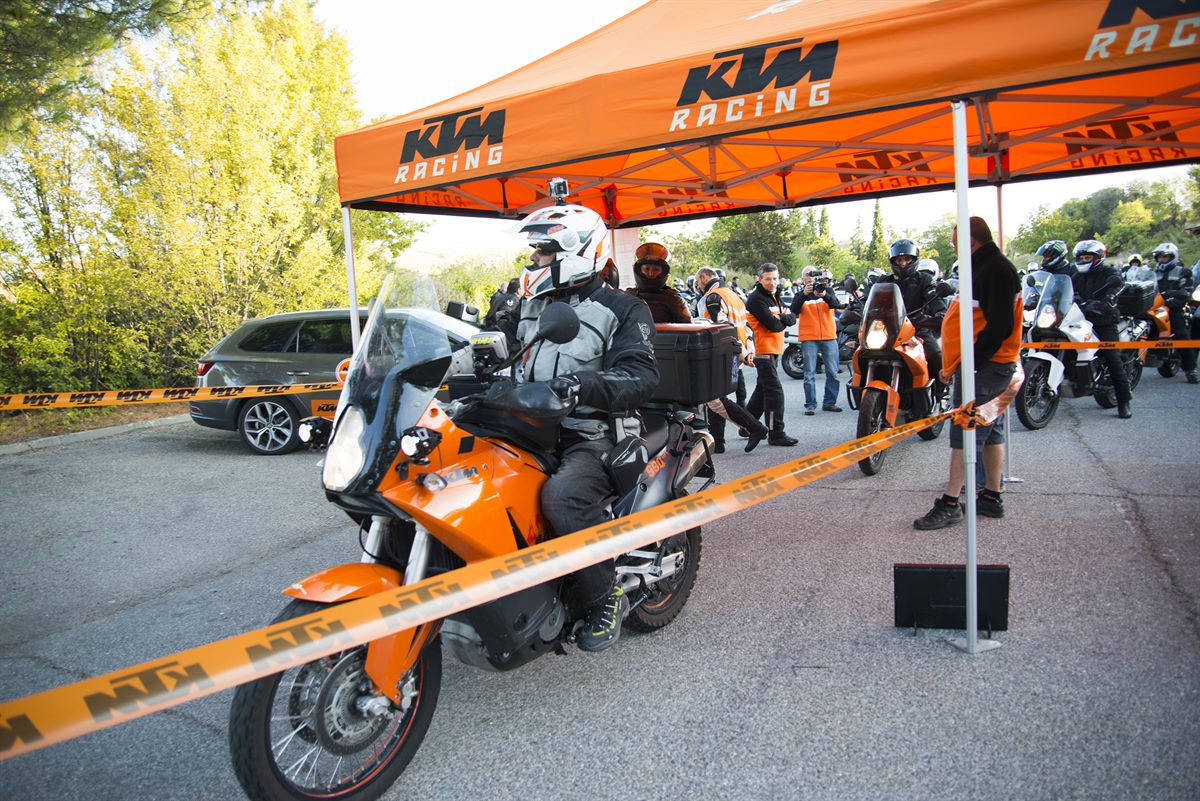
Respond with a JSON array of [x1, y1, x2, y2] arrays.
[[623, 527, 702, 632], [229, 599, 441, 801], [1015, 359, 1059, 430], [781, 345, 805, 379], [916, 380, 949, 441], [856, 388, 888, 476]]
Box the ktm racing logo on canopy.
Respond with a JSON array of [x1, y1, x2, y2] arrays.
[[668, 37, 838, 133], [393, 106, 505, 185], [1085, 0, 1199, 60]]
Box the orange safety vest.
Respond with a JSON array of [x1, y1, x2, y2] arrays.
[[796, 295, 837, 341], [747, 297, 786, 355], [703, 286, 752, 355], [941, 294, 1024, 375]]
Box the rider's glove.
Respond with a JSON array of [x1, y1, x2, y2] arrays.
[[548, 374, 582, 404]]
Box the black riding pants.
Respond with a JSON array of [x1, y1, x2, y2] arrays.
[[747, 354, 786, 433], [540, 438, 616, 606], [1093, 322, 1132, 402], [1167, 307, 1198, 370]]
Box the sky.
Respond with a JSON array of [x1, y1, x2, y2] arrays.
[[311, 0, 1194, 267]]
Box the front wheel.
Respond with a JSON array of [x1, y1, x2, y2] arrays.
[[916, 380, 949, 441], [1157, 354, 1179, 377], [856, 389, 888, 476], [229, 599, 441, 801], [781, 345, 805, 379], [1093, 352, 1142, 408], [1015, 359, 1059, 430]]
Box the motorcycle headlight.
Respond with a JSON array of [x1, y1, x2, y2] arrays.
[[1192, 285, 1200, 303], [322, 406, 367, 491], [864, 320, 889, 350], [1035, 304, 1058, 329]]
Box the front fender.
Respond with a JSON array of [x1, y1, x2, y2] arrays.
[[284, 562, 403, 602], [1024, 351, 1065, 391], [864, 379, 900, 427]]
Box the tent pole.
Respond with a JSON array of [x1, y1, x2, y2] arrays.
[[342, 206, 362, 351], [950, 100, 999, 657], [995, 184, 1023, 487]]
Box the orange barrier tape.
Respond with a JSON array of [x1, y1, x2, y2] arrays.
[[0, 383, 343, 412], [1024, 339, 1200, 351], [0, 408, 952, 760], [952, 361, 1025, 430]]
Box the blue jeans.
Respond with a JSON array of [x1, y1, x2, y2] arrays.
[[801, 339, 840, 409]]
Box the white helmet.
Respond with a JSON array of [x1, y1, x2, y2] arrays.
[[512, 204, 607, 298], [1151, 242, 1180, 265], [915, 258, 940, 279]]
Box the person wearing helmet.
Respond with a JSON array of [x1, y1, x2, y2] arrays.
[[625, 242, 691, 323], [916, 258, 941, 281], [745, 262, 799, 446], [694, 267, 770, 453], [1071, 239, 1133, 417], [1035, 240, 1075, 277], [1150, 242, 1198, 383], [500, 203, 659, 651], [1122, 252, 1144, 280], [877, 238, 947, 382]]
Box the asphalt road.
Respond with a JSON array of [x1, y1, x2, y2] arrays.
[[1, 369, 1197, 801]]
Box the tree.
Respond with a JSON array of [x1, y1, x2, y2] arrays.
[[0, 1, 212, 136], [866, 200, 889, 267], [711, 210, 797, 275], [920, 214, 957, 274], [818, 207, 830, 239], [1009, 204, 1090, 259], [1103, 198, 1153, 256]]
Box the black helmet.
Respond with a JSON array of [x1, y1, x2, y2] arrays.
[[633, 242, 670, 290], [1036, 240, 1069, 272], [888, 239, 920, 275]]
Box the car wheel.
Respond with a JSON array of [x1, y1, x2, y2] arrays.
[[238, 398, 301, 455]]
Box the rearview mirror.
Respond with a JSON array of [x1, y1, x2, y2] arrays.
[[537, 301, 580, 344], [1025, 274, 1038, 287], [843, 276, 858, 293]]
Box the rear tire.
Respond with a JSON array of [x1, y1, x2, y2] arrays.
[[856, 389, 887, 476], [624, 527, 702, 632], [1093, 352, 1142, 408], [1157, 357, 1179, 378], [229, 599, 441, 801], [239, 398, 301, 455], [781, 345, 805, 380], [1015, 359, 1059, 430]]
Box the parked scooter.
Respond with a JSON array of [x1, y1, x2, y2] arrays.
[[1015, 272, 1143, 429], [843, 281, 953, 475], [227, 273, 713, 801]]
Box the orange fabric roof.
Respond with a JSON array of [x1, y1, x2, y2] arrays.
[[334, 0, 1200, 226]]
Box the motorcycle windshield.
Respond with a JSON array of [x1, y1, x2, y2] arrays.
[[328, 271, 457, 495], [1126, 266, 1156, 285], [1023, 270, 1052, 307], [859, 282, 905, 349], [1034, 273, 1075, 329]]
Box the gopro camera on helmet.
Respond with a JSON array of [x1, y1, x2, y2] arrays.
[[547, 177, 570, 204]]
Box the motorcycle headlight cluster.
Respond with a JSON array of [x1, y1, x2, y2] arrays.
[[863, 320, 889, 350], [1035, 304, 1058, 330], [322, 406, 367, 491]]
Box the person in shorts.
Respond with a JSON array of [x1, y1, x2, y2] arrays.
[[914, 216, 1022, 530]]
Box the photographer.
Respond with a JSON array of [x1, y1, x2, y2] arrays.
[[790, 266, 843, 415]]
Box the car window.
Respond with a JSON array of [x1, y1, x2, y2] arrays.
[[297, 319, 355, 354], [239, 322, 298, 352]]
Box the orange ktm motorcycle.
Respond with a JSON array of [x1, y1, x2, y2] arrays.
[[227, 273, 713, 801], [843, 281, 953, 475]]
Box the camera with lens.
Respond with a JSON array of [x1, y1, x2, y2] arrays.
[[812, 277, 830, 293]]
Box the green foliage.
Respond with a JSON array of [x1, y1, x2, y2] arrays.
[[434, 259, 517, 313], [0, 0, 423, 394], [919, 214, 958, 273], [1103, 198, 1154, 256], [867, 200, 889, 268], [710, 210, 798, 275], [0, 0, 214, 138], [1009, 205, 1091, 258]]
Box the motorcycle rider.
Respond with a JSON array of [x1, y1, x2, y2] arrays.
[[745, 262, 799, 446], [625, 242, 691, 323], [695, 267, 769, 452], [1122, 252, 1144, 280], [1071, 239, 1133, 418], [1150, 242, 1198, 384], [876, 239, 946, 382], [1036, 240, 1076, 277], [502, 204, 660, 651]]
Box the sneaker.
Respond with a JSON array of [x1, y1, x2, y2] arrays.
[[822, 404, 843, 412], [977, 494, 1004, 518], [768, 433, 798, 446], [577, 585, 628, 652], [913, 497, 964, 530], [1187, 370, 1199, 384], [804, 408, 816, 416], [744, 428, 768, 452]]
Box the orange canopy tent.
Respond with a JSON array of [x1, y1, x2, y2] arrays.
[[334, 0, 1200, 226], [333, 0, 1200, 654]]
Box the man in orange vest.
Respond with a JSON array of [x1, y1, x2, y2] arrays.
[[914, 216, 1022, 530], [791, 266, 844, 415], [746, 262, 799, 446], [695, 267, 769, 452]]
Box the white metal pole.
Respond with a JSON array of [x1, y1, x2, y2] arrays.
[[342, 206, 362, 351], [950, 100, 998, 656]]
